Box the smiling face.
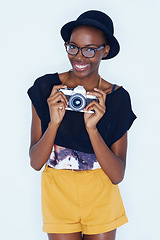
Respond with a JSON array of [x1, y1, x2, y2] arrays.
[[67, 26, 110, 79]]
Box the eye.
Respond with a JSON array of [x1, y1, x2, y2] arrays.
[[86, 48, 95, 52], [68, 44, 77, 50]]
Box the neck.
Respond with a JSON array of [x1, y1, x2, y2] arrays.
[[67, 70, 100, 91]]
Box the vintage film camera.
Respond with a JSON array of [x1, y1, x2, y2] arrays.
[[58, 85, 98, 113]]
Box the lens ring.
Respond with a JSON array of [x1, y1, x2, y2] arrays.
[[66, 44, 78, 55], [69, 94, 86, 111], [82, 48, 95, 58]]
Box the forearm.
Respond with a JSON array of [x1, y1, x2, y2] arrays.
[[87, 128, 125, 184], [29, 123, 58, 171]]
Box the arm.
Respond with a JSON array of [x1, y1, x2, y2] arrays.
[[84, 88, 127, 184], [87, 128, 127, 184], [29, 85, 68, 171], [29, 104, 58, 171]]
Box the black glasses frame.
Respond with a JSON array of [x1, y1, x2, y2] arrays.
[[65, 42, 107, 58]]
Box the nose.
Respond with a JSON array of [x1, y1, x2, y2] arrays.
[[76, 48, 86, 60]]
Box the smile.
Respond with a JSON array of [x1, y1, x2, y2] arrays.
[[73, 63, 90, 71]]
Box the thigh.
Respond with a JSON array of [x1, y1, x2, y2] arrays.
[[48, 232, 83, 240], [83, 229, 116, 240]]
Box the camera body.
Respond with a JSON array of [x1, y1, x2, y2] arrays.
[[58, 85, 98, 113]]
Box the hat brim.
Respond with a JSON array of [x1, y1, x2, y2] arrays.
[[60, 19, 120, 60]]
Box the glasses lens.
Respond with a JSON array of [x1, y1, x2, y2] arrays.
[[66, 44, 78, 55], [82, 48, 95, 58]]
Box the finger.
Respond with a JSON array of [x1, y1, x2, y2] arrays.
[[49, 92, 68, 105], [87, 90, 102, 98], [87, 89, 106, 105], [94, 88, 106, 100], [87, 88, 106, 97], [49, 84, 67, 97], [85, 104, 105, 117], [85, 106, 105, 118], [50, 101, 67, 111], [57, 101, 67, 111], [48, 92, 68, 106], [85, 100, 106, 112]]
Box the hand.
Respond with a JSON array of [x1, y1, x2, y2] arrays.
[[84, 88, 106, 130], [47, 85, 68, 127]]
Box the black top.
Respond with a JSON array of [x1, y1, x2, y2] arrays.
[[27, 73, 136, 154]]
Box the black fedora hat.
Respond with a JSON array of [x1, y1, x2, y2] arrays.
[[60, 10, 120, 60]]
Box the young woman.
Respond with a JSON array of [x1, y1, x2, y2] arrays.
[[28, 10, 136, 240]]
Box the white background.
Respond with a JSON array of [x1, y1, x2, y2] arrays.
[[0, 0, 160, 239]]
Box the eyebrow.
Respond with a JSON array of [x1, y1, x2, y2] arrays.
[[69, 41, 99, 48]]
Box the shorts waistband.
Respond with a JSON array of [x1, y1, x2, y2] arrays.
[[45, 164, 102, 174], [48, 165, 84, 171]]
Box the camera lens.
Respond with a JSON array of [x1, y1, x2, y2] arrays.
[[73, 99, 81, 107], [69, 94, 86, 111]]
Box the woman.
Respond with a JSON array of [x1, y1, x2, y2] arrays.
[[28, 10, 136, 240]]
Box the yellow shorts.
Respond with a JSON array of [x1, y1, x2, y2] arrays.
[[41, 165, 128, 234]]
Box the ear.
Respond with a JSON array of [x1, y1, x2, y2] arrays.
[[103, 45, 110, 58]]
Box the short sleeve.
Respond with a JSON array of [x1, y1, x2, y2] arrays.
[[108, 88, 137, 146], [27, 77, 43, 119], [27, 73, 61, 121]]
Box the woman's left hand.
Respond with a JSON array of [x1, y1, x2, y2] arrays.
[[84, 88, 106, 130]]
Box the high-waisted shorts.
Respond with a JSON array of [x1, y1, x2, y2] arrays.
[[41, 165, 128, 234]]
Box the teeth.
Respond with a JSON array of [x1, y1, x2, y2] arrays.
[[75, 64, 89, 69]]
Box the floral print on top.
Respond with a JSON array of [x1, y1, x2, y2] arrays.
[[46, 144, 101, 170]]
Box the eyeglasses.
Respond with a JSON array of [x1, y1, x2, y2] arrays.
[[65, 42, 107, 58]]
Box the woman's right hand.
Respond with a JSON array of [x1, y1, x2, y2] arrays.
[[47, 85, 68, 127]]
